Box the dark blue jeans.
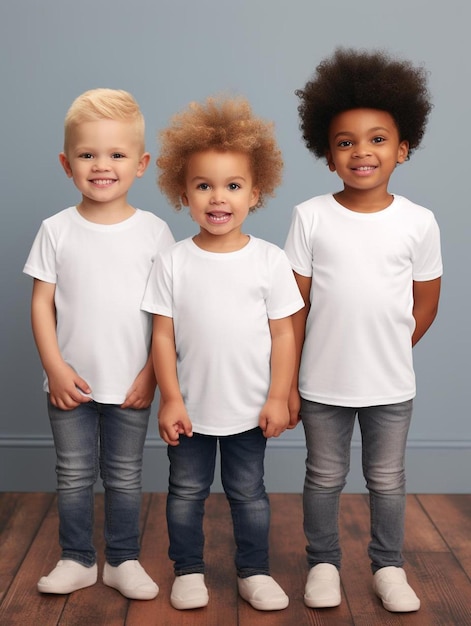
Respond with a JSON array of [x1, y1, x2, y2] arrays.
[[166, 427, 270, 577], [47, 397, 150, 567]]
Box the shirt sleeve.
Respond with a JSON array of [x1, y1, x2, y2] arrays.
[[23, 222, 57, 283], [413, 213, 443, 281], [156, 221, 176, 253], [141, 248, 174, 316], [284, 205, 313, 277], [266, 249, 304, 320]]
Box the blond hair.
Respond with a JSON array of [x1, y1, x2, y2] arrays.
[[157, 96, 283, 210], [63, 88, 145, 153]]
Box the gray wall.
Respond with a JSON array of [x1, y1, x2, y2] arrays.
[[1, 0, 469, 493]]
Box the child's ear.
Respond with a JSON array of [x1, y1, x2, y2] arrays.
[[397, 140, 409, 164], [181, 192, 189, 206], [250, 187, 260, 208], [59, 153, 73, 178], [136, 152, 151, 178], [326, 151, 336, 172]]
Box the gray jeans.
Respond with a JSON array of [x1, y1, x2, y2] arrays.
[[300, 399, 413, 573]]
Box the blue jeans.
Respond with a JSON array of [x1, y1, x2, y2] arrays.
[[166, 428, 270, 578], [47, 397, 150, 567], [300, 399, 413, 573]]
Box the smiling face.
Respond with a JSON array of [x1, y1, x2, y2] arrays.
[[59, 119, 149, 215], [326, 108, 409, 210], [181, 149, 260, 251]]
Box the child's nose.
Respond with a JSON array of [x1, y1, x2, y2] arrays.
[[353, 142, 372, 158], [210, 188, 226, 204], [92, 157, 111, 170]]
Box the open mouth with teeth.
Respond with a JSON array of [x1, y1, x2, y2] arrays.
[[207, 212, 232, 224], [90, 178, 117, 186]]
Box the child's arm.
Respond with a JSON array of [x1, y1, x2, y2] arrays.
[[412, 277, 441, 346], [288, 272, 312, 427], [152, 314, 192, 446], [31, 279, 91, 409], [259, 316, 296, 438], [121, 353, 157, 409]]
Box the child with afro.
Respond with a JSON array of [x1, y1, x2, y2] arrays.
[[285, 48, 442, 613], [142, 96, 304, 611]]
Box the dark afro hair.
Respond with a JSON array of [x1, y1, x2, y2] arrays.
[[296, 47, 432, 159]]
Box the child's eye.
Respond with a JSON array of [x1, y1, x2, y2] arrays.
[[228, 183, 240, 190], [372, 136, 385, 144], [197, 183, 210, 190], [111, 153, 125, 159], [337, 140, 352, 148], [79, 153, 94, 159]]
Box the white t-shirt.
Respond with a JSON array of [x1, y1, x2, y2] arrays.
[[24, 206, 175, 403], [284, 194, 443, 407], [141, 236, 304, 435]]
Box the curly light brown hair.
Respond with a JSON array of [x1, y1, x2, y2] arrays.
[[296, 48, 432, 160], [157, 96, 283, 210]]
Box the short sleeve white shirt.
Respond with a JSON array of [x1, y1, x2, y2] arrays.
[[24, 207, 175, 403], [142, 236, 304, 435], [284, 194, 442, 407]]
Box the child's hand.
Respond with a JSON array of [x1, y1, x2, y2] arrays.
[[122, 363, 157, 409], [47, 362, 91, 410], [259, 398, 290, 438], [287, 387, 301, 429], [158, 400, 193, 446]]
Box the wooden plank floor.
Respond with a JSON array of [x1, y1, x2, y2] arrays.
[[1, 493, 470, 625]]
